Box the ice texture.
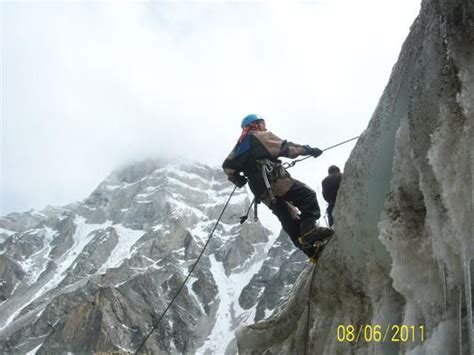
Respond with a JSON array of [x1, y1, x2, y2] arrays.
[[237, 0, 473, 353]]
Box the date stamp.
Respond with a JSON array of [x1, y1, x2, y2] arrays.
[[336, 324, 425, 343]]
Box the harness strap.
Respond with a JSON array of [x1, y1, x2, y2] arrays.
[[256, 158, 290, 204], [261, 162, 277, 204]]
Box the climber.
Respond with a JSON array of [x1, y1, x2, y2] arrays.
[[222, 114, 333, 262], [321, 165, 342, 227]]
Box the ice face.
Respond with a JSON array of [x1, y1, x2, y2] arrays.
[[237, 0, 473, 353]]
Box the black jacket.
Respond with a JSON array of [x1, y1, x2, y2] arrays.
[[322, 172, 342, 203], [222, 130, 308, 199]]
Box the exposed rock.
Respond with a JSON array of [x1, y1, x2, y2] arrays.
[[239, 230, 307, 322], [0, 162, 295, 354], [2, 230, 45, 261], [237, 0, 473, 353], [49, 216, 76, 260], [60, 227, 119, 286], [0, 256, 25, 301]]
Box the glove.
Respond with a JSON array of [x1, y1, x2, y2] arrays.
[[229, 174, 247, 188], [311, 147, 323, 157], [303, 145, 323, 158]]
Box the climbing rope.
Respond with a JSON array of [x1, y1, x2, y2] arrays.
[[135, 135, 358, 352], [282, 135, 360, 169], [134, 186, 237, 354], [241, 135, 360, 223], [301, 135, 356, 352]]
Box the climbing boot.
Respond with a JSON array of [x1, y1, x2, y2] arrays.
[[307, 236, 333, 264], [298, 226, 333, 248]]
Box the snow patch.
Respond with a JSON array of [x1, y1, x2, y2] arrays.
[[25, 342, 43, 355], [0, 217, 112, 331], [97, 225, 146, 274], [18, 227, 58, 284], [167, 176, 209, 194], [0, 228, 16, 236], [168, 197, 206, 220], [104, 184, 121, 191], [29, 211, 47, 218], [196, 227, 278, 354], [163, 166, 212, 185], [151, 223, 163, 232], [187, 275, 206, 315], [195, 255, 235, 355]]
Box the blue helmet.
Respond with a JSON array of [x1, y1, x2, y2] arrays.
[[241, 114, 263, 128]]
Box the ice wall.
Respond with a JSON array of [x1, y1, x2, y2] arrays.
[[237, 0, 473, 353]]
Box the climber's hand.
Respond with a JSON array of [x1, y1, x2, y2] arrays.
[[311, 147, 323, 157], [304, 145, 323, 158]]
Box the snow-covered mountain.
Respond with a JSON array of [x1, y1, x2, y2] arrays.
[[0, 160, 307, 354], [238, 0, 473, 354]]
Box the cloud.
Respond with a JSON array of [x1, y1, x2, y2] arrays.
[[1, 0, 420, 214]]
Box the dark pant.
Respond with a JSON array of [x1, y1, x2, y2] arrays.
[[267, 180, 321, 256], [327, 201, 335, 227]]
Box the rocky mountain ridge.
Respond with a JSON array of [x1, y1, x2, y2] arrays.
[[0, 160, 307, 354]]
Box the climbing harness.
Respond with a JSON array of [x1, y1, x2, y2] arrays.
[[240, 199, 255, 224], [261, 162, 277, 204], [134, 136, 359, 352], [256, 159, 286, 221], [241, 135, 360, 224], [134, 186, 237, 354], [240, 159, 288, 223], [240, 198, 257, 224], [257, 159, 289, 204], [240, 197, 260, 224]]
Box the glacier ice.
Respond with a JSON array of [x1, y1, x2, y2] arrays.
[[237, 0, 473, 354]]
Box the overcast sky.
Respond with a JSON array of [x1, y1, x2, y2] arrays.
[[1, 0, 421, 215]]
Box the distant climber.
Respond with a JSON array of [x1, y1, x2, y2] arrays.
[[222, 114, 333, 263], [321, 165, 342, 227]]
